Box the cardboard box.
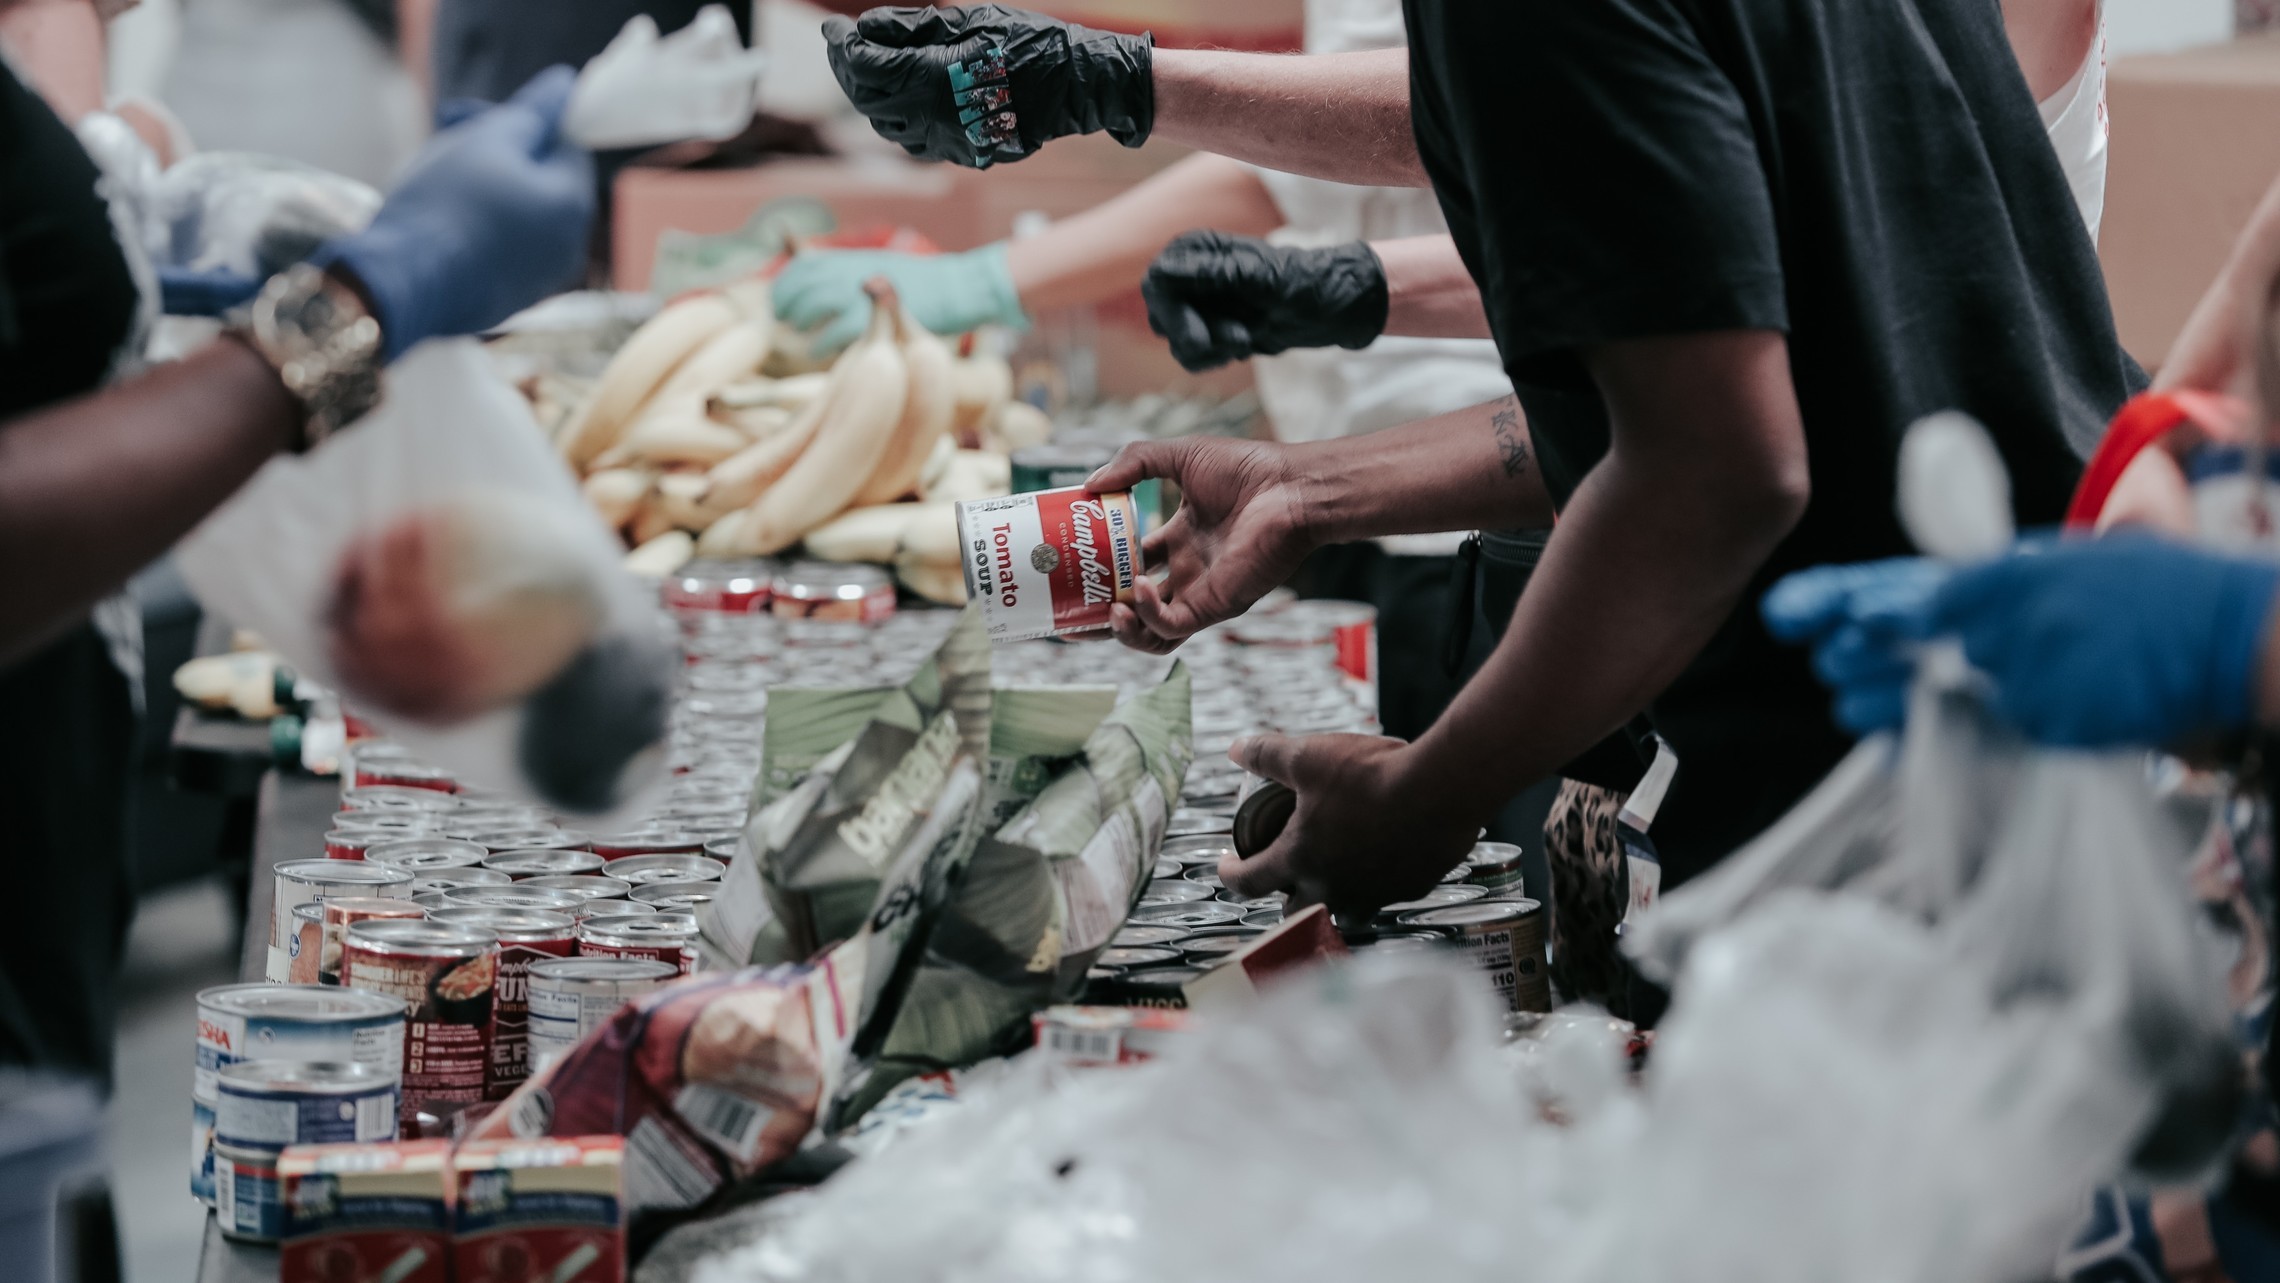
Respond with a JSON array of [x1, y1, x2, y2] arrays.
[[453, 1137, 624, 1283], [279, 1140, 454, 1283], [2102, 33, 2280, 369]]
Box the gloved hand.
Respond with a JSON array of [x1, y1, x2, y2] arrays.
[[159, 265, 264, 317], [822, 5, 1152, 169], [1769, 537, 2280, 748], [314, 66, 595, 361], [1143, 231, 1389, 372], [772, 244, 1026, 355], [1763, 558, 1949, 736]]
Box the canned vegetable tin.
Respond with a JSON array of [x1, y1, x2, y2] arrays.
[[517, 874, 633, 902], [1464, 842, 1528, 897], [318, 898, 427, 987], [428, 907, 577, 1099], [269, 860, 415, 982], [193, 984, 405, 1203], [525, 957, 678, 1074], [575, 912, 699, 975], [1397, 899, 1551, 1014], [340, 920, 499, 1135]]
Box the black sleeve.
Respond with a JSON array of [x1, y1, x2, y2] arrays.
[[1415, 0, 1786, 386]]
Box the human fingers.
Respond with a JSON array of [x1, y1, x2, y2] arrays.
[[1229, 731, 1305, 789], [1087, 438, 1195, 494], [1128, 575, 1206, 646], [1219, 825, 1300, 899]]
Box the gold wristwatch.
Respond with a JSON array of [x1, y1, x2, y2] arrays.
[[230, 263, 384, 452]]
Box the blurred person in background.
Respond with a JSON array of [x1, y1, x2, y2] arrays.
[[0, 0, 594, 1090], [772, 0, 1514, 747]]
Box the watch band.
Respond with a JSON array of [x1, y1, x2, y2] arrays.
[[231, 263, 384, 452]]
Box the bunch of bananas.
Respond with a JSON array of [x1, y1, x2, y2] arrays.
[[554, 278, 1049, 600]]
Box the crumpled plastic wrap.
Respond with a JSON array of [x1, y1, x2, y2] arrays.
[[680, 657, 2234, 1283]]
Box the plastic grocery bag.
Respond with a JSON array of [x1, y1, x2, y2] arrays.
[[174, 340, 675, 816], [146, 152, 381, 278], [563, 4, 768, 151]]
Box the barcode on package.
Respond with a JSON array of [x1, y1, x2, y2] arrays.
[[674, 1082, 774, 1165], [624, 1116, 721, 1212], [1042, 1026, 1122, 1064]]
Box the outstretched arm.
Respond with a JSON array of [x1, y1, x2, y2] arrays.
[[1148, 46, 1424, 188]]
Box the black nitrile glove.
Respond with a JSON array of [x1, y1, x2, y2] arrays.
[[1142, 230, 1389, 372], [821, 5, 1152, 169]]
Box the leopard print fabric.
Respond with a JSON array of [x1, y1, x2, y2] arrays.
[[1544, 777, 1631, 1007]]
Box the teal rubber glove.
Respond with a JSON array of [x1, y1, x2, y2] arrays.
[[771, 243, 1026, 355], [314, 66, 595, 361]]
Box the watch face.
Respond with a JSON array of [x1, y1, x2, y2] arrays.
[[284, 286, 340, 336]]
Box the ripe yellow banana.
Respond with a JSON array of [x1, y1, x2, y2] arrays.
[[581, 467, 653, 532], [947, 353, 1012, 448], [652, 471, 721, 532], [560, 292, 739, 470], [730, 280, 911, 555], [852, 298, 956, 507], [615, 408, 750, 468], [894, 552, 968, 605], [624, 530, 695, 577], [698, 397, 823, 512], [921, 450, 1012, 504], [651, 321, 772, 408], [800, 502, 923, 563], [984, 401, 1052, 453]]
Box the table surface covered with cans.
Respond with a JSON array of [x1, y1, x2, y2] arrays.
[[187, 586, 1551, 1282]]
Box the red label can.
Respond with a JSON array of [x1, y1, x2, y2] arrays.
[[662, 559, 778, 615], [428, 907, 576, 1100], [1279, 598, 1379, 689], [318, 898, 428, 987], [955, 488, 1141, 641], [339, 919, 497, 1136], [575, 913, 698, 976]]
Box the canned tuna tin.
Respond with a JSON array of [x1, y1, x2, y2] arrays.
[[286, 903, 325, 985], [213, 1142, 286, 1242], [428, 907, 577, 1099], [363, 838, 489, 873], [318, 898, 427, 987], [438, 885, 585, 914], [1109, 924, 1188, 950], [628, 880, 722, 910], [1138, 880, 1214, 907], [575, 912, 699, 975], [269, 860, 415, 982], [1397, 899, 1551, 1014], [1464, 842, 1528, 896], [340, 920, 499, 1135], [482, 849, 606, 879], [193, 984, 406, 1202], [409, 870, 512, 895], [517, 874, 633, 902], [605, 853, 725, 885], [956, 487, 1142, 641], [525, 957, 678, 1074], [214, 1061, 399, 1153], [1159, 835, 1237, 869]]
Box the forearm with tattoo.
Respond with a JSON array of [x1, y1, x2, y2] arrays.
[[1295, 394, 1555, 543]]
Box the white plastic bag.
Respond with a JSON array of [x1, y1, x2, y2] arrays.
[[563, 4, 768, 151], [174, 341, 673, 816]]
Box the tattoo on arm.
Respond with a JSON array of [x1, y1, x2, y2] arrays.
[[1489, 397, 1531, 480]]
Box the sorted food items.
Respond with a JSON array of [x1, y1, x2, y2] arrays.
[[453, 1136, 625, 1283], [280, 1140, 454, 1283], [340, 919, 500, 1136]]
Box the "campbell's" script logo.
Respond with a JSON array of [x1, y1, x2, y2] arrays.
[[1069, 499, 1114, 606]]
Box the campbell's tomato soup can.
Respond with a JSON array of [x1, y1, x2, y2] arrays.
[[322, 829, 401, 861], [409, 870, 511, 896], [453, 1137, 625, 1283], [771, 561, 897, 623], [280, 1140, 453, 1283], [1279, 598, 1379, 692], [663, 558, 779, 615], [270, 860, 415, 983], [603, 853, 724, 885], [483, 849, 606, 879], [193, 985, 404, 1204], [318, 898, 427, 987], [339, 920, 498, 1136], [439, 885, 586, 915], [364, 838, 489, 874], [955, 487, 1141, 641], [353, 759, 458, 794], [339, 786, 459, 816], [575, 912, 699, 976], [428, 907, 577, 1099]]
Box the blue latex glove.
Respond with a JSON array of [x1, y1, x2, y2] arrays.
[[1769, 537, 2280, 748], [314, 66, 595, 361], [771, 243, 1026, 355], [158, 265, 263, 316], [1763, 557, 1949, 736]]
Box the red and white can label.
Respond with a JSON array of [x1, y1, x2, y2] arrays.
[[956, 488, 1140, 642], [488, 940, 574, 1100]]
